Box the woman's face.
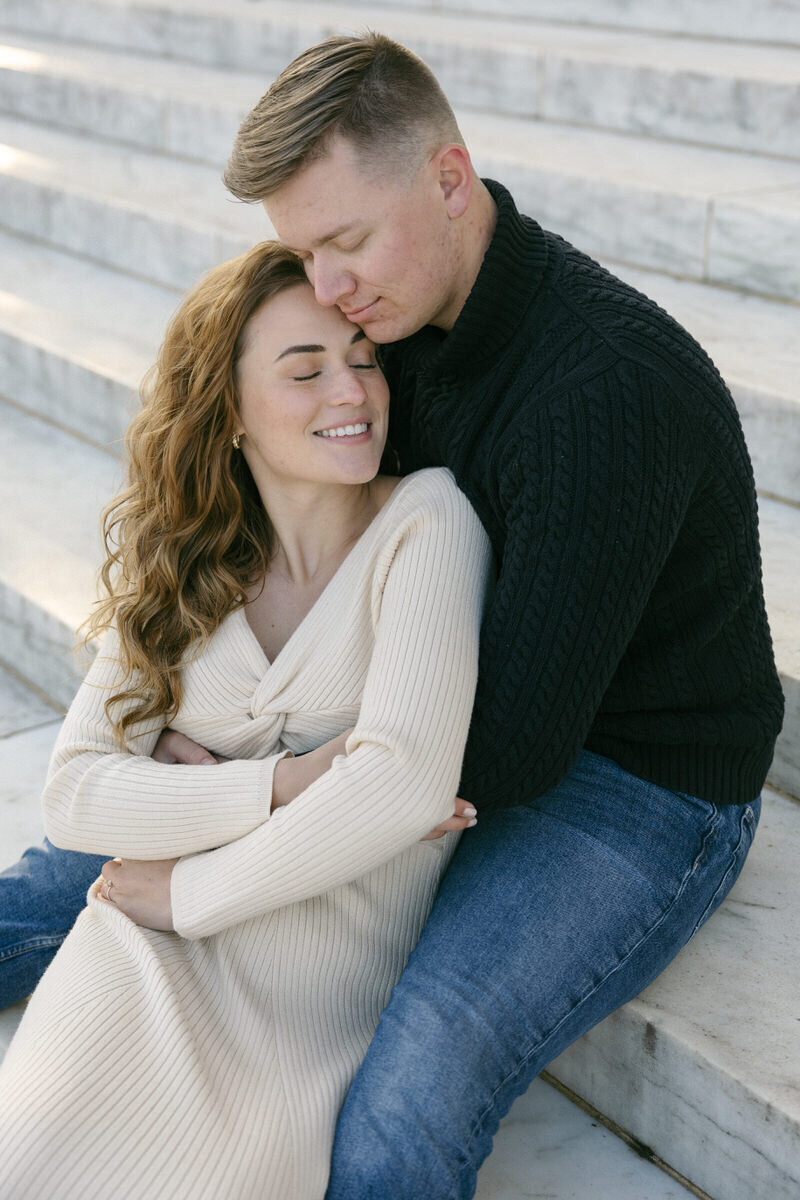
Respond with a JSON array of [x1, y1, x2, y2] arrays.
[[235, 283, 390, 491]]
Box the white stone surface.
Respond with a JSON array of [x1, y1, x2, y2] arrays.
[[0, 664, 60, 740], [549, 787, 800, 1200], [0, 230, 178, 446], [541, 38, 800, 159], [463, 111, 800, 296], [0, 32, 263, 165], [758, 498, 800, 800], [709, 187, 800, 304], [0, 706, 60, 868], [0, 398, 119, 706], [2, 2, 800, 156], [0, 114, 266, 288], [474, 1077, 696, 1199], [410, 0, 800, 47], [0, 703, 61, 1064]]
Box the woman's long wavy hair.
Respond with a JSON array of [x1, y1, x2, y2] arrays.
[[85, 241, 310, 746]]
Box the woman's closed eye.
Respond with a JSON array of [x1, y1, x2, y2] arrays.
[[291, 357, 377, 381]]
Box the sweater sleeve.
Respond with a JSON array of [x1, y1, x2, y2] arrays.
[[171, 478, 492, 939], [42, 632, 291, 859], [457, 364, 703, 813]]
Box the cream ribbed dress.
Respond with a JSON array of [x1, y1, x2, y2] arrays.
[[0, 468, 491, 1200]]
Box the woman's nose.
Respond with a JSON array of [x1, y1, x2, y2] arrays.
[[331, 368, 368, 405]]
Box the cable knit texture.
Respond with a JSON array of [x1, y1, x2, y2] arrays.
[[383, 180, 784, 812], [0, 469, 491, 1200]]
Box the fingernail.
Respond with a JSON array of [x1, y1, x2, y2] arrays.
[[467, 818, 477, 827], [463, 806, 477, 817]]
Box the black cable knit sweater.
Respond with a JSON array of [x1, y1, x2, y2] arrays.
[[383, 180, 784, 813]]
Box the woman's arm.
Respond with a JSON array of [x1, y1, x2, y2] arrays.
[[171, 477, 492, 939], [42, 633, 292, 860]]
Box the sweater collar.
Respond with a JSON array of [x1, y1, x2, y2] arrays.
[[399, 179, 549, 381]]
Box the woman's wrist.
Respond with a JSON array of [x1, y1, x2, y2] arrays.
[[270, 729, 352, 812]]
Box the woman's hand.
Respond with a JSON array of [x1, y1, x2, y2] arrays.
[[98, 857, 179, 931], [152, 728, 219, 764], [420, 797, 477, 841]]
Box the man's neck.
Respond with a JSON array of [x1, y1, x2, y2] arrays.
[[435, 179, 498, 333]]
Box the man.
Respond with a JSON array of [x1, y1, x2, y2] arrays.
[[0, 32, 783, 1198]]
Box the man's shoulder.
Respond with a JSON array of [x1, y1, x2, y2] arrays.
[[537, 229, 725, 396]]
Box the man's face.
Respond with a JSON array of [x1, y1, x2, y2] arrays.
[[264, 136, 465, 344]]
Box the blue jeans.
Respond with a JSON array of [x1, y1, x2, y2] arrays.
[[324, 749, 760, 1199], [0, 839, 106, 1007]]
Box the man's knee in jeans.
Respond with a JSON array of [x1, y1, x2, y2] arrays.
[[0, 839, 104, 1008]]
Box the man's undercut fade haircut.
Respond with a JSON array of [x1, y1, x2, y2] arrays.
[[224, 32, 463, 201]]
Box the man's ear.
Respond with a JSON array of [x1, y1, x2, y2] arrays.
[[435, 144, 474, 220]]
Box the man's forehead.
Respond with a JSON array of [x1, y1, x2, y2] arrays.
[[264, 138, 391, 248]]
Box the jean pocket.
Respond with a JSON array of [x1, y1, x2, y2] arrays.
[[688, 800, 759, 940]]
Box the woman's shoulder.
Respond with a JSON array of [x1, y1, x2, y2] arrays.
[[378, 467, 465, 515], [375, 468, 488, 549]]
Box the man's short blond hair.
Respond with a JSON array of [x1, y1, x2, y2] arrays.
[[224, 32, 463, 201]]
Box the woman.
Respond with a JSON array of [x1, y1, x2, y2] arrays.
[[0, 242, 491, 1198]]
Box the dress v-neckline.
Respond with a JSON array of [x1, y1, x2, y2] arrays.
[[237, 472, 420, 673]]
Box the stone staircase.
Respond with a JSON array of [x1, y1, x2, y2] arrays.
[[0, 2, 798, 1196]]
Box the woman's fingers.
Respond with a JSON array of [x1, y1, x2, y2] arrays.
[[152, 728, 217, 765], [98, 857, 123, 901], [420, 797, 477, 841]]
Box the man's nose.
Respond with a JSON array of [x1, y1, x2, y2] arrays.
[[310, 257, 356, 308]]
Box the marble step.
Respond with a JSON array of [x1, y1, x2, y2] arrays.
[[549, 784, 800, 1200], [299, 0, 800, 48], [0, 231, 179, 451], [0, 690, 697, 1200], [0, 115, 266, 292], [1, 2, 799, 160], [0, 30, 261, 168], [0, 399, 120, 708], [3, 230, 799, 511], [757, 497, 800, 802], [2, 110, 800, 305]]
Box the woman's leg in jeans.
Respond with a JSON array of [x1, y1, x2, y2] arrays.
[[0, 839, 105, 1008], [325, 750, 760, 1200]]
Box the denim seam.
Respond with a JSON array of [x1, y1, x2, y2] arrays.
[[465, 802, 723, 1153], [688, 803, 756, 939], [0, 936, 68, 962]]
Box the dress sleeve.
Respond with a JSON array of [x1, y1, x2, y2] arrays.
[[457, 364, 703, 812], [171, 477, 493, 939], [42, 632, 290, 860]]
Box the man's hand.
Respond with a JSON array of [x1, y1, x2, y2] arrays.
[[421, 797, 477, 841], [98, 857, 178, 931], [152, 728, 218, 765]]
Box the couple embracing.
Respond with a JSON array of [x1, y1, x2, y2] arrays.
[[0, 32, 782, 1199]]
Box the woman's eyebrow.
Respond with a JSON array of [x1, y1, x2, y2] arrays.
[[274, 343, 324, 362], [274, 330, 367, 363]]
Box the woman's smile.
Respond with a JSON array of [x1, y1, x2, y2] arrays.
[[314, 421, 372, 442]]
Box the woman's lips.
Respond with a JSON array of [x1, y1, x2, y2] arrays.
[[313, 422, 373, 444]]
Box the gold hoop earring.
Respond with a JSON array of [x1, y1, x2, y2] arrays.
[[232, 432, 241, 450]]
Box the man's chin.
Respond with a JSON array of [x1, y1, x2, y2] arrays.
[[358, 313, 419, 346]]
